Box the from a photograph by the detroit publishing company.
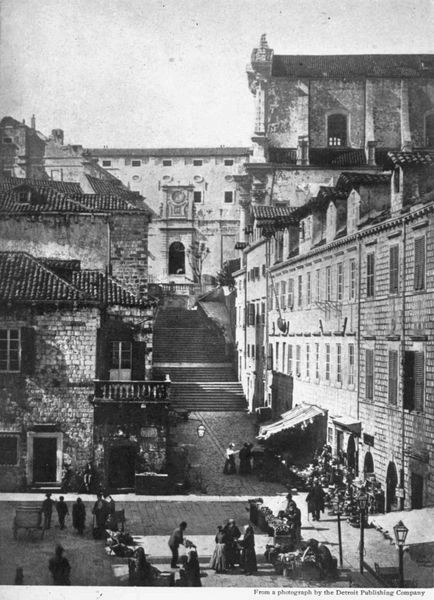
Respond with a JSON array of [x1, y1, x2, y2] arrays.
[[0, 0, 433, 597]]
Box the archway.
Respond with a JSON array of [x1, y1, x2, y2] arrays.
[[347, 435, 356, 471], [386, 461, 398, 512], [168, 241, 185, 275], [363, 451, 374, 476]]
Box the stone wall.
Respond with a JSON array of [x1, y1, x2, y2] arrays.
[[110, 213, 149, 297], [0, 215, 108, 270]]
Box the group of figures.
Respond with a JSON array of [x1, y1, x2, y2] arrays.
[[40, 491, 116, 538], [209, 519, 257, 575], [223, 442, 253, 475]]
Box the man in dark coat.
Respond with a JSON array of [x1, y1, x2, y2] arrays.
[[223, 519, 241, 568], [41, 492, 54, 529], [306, 481, 325, 521], [238, 443, 253, 475], [56, 496, 69, 530], [168, 521, 187, 568], [48, 545, 71, 585], [92, 492, 109, 538], [240, 525, 257, 575], [72, 497, 86, 535]]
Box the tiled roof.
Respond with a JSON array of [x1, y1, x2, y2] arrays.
[[253, 205, 296, 220], [387, 151, 433, 167], [0, 181, 151, 214], [272, 54, 434, 78], [0, 252, 149, 307], [336, 172, 391, 190], [88, 147, 251, 158], [316, 186, 348, 203], [0, 252, 83, 303], [72, 270, 147, 306], [85, 175, 134, 198], [0, 176, 82, 194]]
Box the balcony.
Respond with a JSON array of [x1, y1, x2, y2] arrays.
[[94, 380, 170, 403]]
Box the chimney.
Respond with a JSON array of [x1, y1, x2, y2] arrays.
[[31, 115, 36, 129], [51, 129, 64, 145], [367, 141, 377, 166]]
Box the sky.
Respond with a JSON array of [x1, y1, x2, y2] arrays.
[[1, 0, 433, 148]]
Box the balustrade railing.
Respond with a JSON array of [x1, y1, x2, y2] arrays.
[[94, 380, 170, 402]]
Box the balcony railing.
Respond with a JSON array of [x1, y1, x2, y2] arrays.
[[94, 380, 170, 402]]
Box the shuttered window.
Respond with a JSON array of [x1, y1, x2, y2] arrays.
[[366, 253, 375, 297], [287, 279, 294, 308], [306, 344, 310, 378], [325, 344, 330, 381], [280, 280, 286, 310], [349, 259, 356, 300], [326, 266, 332, 300], [267, 344, 273, 370], [404, 351, 424, 412], [315, 343, 320, 379], [307, 272, 311, 305], [348, 344, 355, 385], [337, 263, 343, 301], [336, 344, 342, 383], [288, 345, 293, 375], [366, 349, 374, 400], [0, 435, 19, 466], [248, 303, 255, 326], [389, 245, 399, 293], [388, 350, 398, 405], [298, 275, 303, 308], [414, 237, 425, 291], [296, 345, 301, 376]]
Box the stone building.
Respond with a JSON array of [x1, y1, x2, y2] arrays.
[[0, 177, 170, 492], [234, 37, 434, 508], [88, 147, 251, 290], [0, 116, 120, 192]]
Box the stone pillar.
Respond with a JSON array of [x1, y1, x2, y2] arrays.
[[297, 136, 309, 166], [367, 141, 377, 166]]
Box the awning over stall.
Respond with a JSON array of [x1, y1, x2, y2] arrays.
[[257, 403, 326, 441], [331, 415, 361, 436]]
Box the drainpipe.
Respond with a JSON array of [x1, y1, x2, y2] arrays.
[[400, 218, 407, 510], [356, 234, 362, 476]]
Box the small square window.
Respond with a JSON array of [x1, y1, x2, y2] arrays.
[[224, 159, 234, 166], [193, 191, 202, 203], [0, 435, 19, 466], [3, 137, 13, 144], [193, 159, 203, 166], [132, 160, 141, 167], [224, 191, 234, 203], [162, 160, 172, 167], [102, 160, 111, 167]]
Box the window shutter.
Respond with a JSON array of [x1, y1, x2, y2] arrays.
[[389, 246, 399, 293], [403, 351, 415, 411], [20, 327, 36, 376], [414, 351, 424, 412], [131, 341, 147, 380], [414, 237, 425, 291], [388, 350, 398, 404], [95, 328, 110, 380]]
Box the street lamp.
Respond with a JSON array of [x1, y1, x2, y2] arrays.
[[393, 520, 409, 587], [196, 424, 206, 438], [358, 492, 368, 574], [335, 498, 344, 567]]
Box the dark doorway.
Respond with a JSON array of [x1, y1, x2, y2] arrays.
[[33, 437, 57, 483], [347, 435, 356, 470], [411, 472, 424, 509], [363, 451, 374, 476], [168, 242, 185, 275], [108, 446, 136, 489], [336, 430, 344, 453], [386, 461, 398, 512]]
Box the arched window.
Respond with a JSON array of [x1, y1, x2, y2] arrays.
[[168, 241, 185, 275], [327, 113, 347, 147], [425, 113, 434, 147]]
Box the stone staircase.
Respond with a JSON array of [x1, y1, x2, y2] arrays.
[[153, 305, 246, 412]]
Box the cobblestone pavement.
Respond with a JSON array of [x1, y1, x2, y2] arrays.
[[1, 492, 431, 587], [173, 411, 287, 496]]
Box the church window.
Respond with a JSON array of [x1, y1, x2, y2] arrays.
[[193, 159, 203, 166], [162, 160, 172, 167], [132, 160, 141, 167], [224, 191, 234, 203], [327, 113, 347, 146], [224, 159, 234, 166], [102, 160, 111, 167], [168, 241, 185, 275], [193, 191, 202, 203]]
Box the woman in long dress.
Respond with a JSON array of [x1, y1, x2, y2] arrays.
[[240, 525, 257, 575], [209, 526, 228, 573]]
